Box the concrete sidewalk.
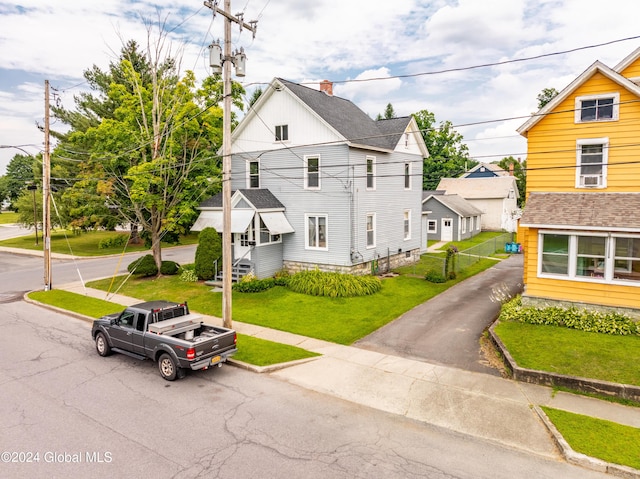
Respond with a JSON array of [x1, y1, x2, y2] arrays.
[[59, 281, 640, 476]]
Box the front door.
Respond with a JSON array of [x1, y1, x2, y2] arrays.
[[441, 218, 453, 242], [233, 232, 252, 261]]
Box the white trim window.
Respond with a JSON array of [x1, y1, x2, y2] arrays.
[[538, 231, 640, 285], [404, 162, 411, 189], [461, 217, 467, 234], [403, 210, 411, 240], [258, 217, 281, 245], [275, 124, 288, 141], [248, 160, 260, 188], [427, 220, 437, 234], [305, 155, 320, 189], [366, 156, 376, 190], [366, 213, 376, 248], [306, 214, 327, 250], [576, 138, 608, 188], [575, 93, 619, 123]]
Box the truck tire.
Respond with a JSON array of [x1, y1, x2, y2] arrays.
[[95, 332, 111, 357], [158, 353, 178, 381]]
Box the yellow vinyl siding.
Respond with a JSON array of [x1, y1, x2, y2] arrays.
[[526, 72, 640, 194], [619, 61, 640, 79], [523, 228, 640, 309]]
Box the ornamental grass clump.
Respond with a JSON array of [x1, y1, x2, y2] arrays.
[[499, 296, 640, 336], [288, 270, 382, 298]]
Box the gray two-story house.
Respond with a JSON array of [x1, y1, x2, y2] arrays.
[[192, 78, 429, 279]]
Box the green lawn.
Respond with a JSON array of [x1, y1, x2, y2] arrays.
[[0, 211, 19, 224], [0, 230, 198, 256], [432, 231, 513, 251], [541, 407, 640, 470], [494, 321, 640, 386], [26, 289, 316, 367], [88, 258, 498, 345]]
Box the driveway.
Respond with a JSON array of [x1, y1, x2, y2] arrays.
[[355, 254, 524, 375]]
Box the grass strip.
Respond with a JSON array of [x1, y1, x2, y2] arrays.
[[541, 406, 640, 470], [0, 230, 198, 256], [28, 290, 123, 318], [234, 334, 320, 366], [494, 321, 640, 386]]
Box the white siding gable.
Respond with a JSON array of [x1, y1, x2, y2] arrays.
[[392, 118, 428, 157], [232, 88, 343, 154]]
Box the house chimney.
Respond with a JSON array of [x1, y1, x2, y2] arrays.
[[509, 163, 515, 176], [320, 79, 333, 96]]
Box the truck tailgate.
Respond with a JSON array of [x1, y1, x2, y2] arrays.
[[190, 327, 237, 367]]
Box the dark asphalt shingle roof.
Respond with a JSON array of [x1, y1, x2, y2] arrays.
[[520, 192, 640, 229], [198, 189, 285, 210], [278, 78, 410, 151], [423, 194, 483, 217]]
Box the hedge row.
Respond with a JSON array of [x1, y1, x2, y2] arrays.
[[498, 296, 640, 336]]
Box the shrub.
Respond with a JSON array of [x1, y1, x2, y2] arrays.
[[98, 234, 128, 249], [179, 267, 199, 282], [195, 227, 222, 281], [498, 296, 640, 336], [160, 260, 180, 275], [274, 270, 291, 286], [127, 254, 158, 276], [425, 270, 446, 283], [446, 270, 457, 281], [288, 270, 382, 297], [233, 277, 275, 293]]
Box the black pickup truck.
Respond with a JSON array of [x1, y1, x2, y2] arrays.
[[91, 301, 237, 380]]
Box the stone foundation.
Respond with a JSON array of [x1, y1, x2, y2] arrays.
[[522, 294, 640, 320], [284, 249, 420, 276]]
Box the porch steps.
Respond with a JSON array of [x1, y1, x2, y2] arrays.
[[206, 260, 253, 285]]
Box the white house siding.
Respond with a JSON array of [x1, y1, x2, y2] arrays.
[[353, 149, 422, 266], [232, 88, 342, 157], [251, 242, 284, 278]]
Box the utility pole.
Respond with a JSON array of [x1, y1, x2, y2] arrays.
[[203, 0, 256, 329], [43, 80, 52, 291]]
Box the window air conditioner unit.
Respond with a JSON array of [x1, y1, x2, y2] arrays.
[[581, 175, 601, 187]]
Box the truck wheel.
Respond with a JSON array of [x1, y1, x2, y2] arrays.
[[158, 353, 177, 381], [95, 332, 111, 357]]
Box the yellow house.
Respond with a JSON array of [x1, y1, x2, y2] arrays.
[[517, 47, 640, 318]]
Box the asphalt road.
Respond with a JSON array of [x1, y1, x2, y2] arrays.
[[0, 300, 609, 479], [355, 255, 524, 375]]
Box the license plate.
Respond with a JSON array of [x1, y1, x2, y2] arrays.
[[211, 355, 221, 365]]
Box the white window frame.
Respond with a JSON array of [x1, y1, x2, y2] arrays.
[[404, 162, 411, 190], [366, 156, 376, 190], [537, 230, 640, 287], [427, 220, 437, 234], [366, 213, 376, 248], [305, 213, 328, 251], [575, 138, 608, 189], [304, 155, 321, 190], [275, 124, 288, 142], [258, 217, 281, 245], [403, 209, 411, 240], [575, 93, 619, 123], [247, 159, 260, 188], [461, 217, 467, 234]]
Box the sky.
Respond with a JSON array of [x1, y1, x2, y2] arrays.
[[2, 0, 640, 174]]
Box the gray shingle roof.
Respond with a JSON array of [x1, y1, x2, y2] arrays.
[[198, 189, 285, 210], [520, 192, 640, 230], [423, 194, 483, 217], [278, 78, 410, 151]]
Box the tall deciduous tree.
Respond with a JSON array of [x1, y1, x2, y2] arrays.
[[497, 156, 527, 207], [536, 87, 559, 109], [412, 109, 476, 190], [54, 19, 232, 271], [2, 154, 39, 208]]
